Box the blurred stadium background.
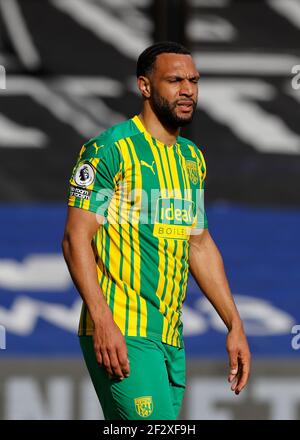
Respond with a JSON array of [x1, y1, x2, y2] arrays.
[[0, 0, 300, 420]]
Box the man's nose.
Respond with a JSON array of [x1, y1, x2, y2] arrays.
[[179, 79, 193, 96]]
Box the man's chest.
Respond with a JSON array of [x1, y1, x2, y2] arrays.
[[113, 141, 203, 238]]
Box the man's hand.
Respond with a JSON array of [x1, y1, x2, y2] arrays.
[[93, 311, 130, 381], [226, 326, 251, 395], [62, 207, 130, 381], [189, 230, 251, 395]]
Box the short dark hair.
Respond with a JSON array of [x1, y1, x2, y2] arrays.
[[136, 41, 191, 78]]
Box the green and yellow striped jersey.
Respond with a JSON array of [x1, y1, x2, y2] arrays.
[[68, 115, 207, 348]]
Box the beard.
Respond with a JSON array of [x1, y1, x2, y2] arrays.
[[150, 89, 197, 129]]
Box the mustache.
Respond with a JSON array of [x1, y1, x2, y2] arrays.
[[175, 99, 196, 106]]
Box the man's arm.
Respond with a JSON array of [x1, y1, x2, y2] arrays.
[[189, 229, 251, 394], [62, 206, 130, 380]]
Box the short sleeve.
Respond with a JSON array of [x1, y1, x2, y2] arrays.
[[68, 138, 123, 217]]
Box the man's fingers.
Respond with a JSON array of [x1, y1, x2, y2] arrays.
[[226, 330, 251, 395], [117, 346, 130, 377], [229, 355, 251, 394], [228, 350, 238, 382], [229, 365, 238, 375], [93, 329, 130, 380], [94, 348, 103, 366], [231, 376, 239, 391], [228, 372, 237, 383], [107, 348, 125, 379], [235, 364, 250, 394], [93, 341, 103, 366], [102, 350, 114, 377]]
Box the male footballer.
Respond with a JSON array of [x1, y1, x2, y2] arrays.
[[62, 41, 251, 420]]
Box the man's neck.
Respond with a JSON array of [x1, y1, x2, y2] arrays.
[[138, 108, 180, 146]]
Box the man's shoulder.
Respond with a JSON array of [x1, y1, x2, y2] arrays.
[[87, 119, 139, 146], [83, 117, 140, 156], [178, 135, 196, 147], [178, 135, 204, 156]]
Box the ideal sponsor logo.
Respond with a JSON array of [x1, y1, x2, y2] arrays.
[[70, 185, 91, 200], [153, 197, 195, 239], [156, 197, 195, 226]]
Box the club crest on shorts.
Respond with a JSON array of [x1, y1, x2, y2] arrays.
[[74, 162, 95, 187], [134, 396, 153, 417], [186, 160, 198, 185]]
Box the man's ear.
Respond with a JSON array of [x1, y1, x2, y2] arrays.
[[137, 76, 151, 98]]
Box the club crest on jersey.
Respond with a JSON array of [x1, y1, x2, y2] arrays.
[[134, 396, 153, 418], [74, 162, 95, 187], [186, 160, 198, 185]]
